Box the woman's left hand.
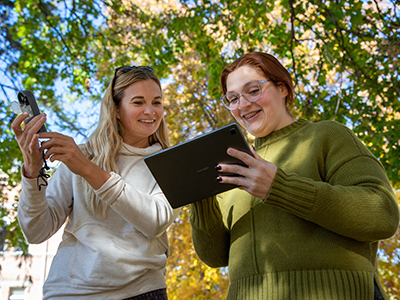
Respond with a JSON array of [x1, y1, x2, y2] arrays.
[[216, 147, 278, 199], [38, 132, 91, 176], [38, 132, 111, 189]]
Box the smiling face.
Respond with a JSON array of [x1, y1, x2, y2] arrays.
[[226, 65, 294, 138], [117, 79, 164, 148]]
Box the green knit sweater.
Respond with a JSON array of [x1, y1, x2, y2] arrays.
[[190, 119, 399, 300]]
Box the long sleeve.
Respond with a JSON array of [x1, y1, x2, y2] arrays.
[[95, 172, 179, 238], [264, 121, 399, 242], [17, 163, 74, 244], [190, 196, 230, 267]]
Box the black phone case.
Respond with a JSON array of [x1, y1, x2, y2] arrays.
[[17, 90, 47, 133]]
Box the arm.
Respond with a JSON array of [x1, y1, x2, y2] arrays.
[[12, 113, 73, 243], [95, 172, 180, 238], [189, 196, 230, 268], [17, 163, 73, 244], [268, 153, 399, 243], [218, 123, 399, 243]]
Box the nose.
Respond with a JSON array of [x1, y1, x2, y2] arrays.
[[237, 94, 251, 110], [144, 104, 155, 115]]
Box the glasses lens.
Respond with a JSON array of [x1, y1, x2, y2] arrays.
[[243, 83, 262, 102], [225, 93, 240, 109]]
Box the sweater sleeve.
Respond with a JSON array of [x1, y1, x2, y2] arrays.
[[95, 172, 179, 239], [189, 196, 230, 268], [17, 163, 73, 244], [265, 124, 399, 243]]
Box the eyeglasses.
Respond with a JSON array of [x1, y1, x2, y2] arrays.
[[220, 79, 270, 110], [111, 66, 154, 102]]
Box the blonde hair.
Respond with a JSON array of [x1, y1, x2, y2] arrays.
[[81, 68, 170, 217]]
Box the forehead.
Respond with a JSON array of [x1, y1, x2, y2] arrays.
[[122, 79, 161, 98], [226, 65, 265, 92]]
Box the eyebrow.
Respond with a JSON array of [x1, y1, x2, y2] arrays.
[[227, 80, 261, 93], [129, 95, 162, 101]]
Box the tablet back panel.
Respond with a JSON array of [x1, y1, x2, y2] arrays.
[[144, 123, 252, 208]]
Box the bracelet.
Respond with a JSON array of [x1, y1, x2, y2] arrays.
[[22, 165, 40, 179], [25, 173, 40, 178]]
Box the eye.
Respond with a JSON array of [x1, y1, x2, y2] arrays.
[[245, 86, 261, 96], [226, 94, 239, 104]]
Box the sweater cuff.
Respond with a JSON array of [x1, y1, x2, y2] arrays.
[[190, 197, 224, 231], [265, 168, 317, 218]]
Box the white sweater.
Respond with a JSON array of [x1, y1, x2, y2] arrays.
[[18, 142, 179, 299]]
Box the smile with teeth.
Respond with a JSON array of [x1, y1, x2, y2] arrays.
[[242, 111, 260, 119], [140, 119, 155, 123]]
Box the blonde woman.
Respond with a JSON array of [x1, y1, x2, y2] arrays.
[[12, 66, 178, 300]]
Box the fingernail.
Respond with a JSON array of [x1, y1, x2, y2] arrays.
[[215, 165, 221, 170], [215, 176, 222, 182]]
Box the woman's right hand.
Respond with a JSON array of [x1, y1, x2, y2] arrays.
[[11, 113, 47, 177]]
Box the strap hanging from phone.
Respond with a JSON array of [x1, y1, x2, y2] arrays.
[[37, 151, 50, 191]]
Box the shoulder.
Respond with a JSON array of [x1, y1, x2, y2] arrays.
[[307, 119, 349, 132], [303, 119, 356, 139], [304, 120, 373, 157]]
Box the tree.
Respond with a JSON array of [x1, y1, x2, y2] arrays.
[[166, 206, 229, 299], [379, 190, 400, 299], [0, 0, 399, 297]]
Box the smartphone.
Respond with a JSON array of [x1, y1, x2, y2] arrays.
[[16, 90, 47, 133]]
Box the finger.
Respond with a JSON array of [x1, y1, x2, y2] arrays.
[[217, 163, 247, 177], [43, 145, 66, 160], [11, 113, 30, 137], [216, 174, 245, 187], [24, 113, 47, 133], [38, 132, 66, 139], [227, 147, 257, 166], [28, 134, 40, 153], [40, 136, 74, 152]]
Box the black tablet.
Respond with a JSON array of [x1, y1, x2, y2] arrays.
[[144, 123, 252, 208]]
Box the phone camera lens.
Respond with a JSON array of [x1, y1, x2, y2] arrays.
[[230, 128, 236, 135]]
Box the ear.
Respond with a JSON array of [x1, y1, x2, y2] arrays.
[[116, 108, 120, 120], [278, 84, 288, 99]]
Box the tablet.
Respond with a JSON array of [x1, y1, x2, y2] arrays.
[[144, 123, 252, 208]]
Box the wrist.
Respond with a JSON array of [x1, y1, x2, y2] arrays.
[[22, 165, 41, 179]]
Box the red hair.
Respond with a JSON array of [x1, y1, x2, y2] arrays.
[[220, 52, 294, 113]]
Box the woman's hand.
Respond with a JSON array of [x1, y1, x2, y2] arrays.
[[38, 132, 89, 175], [11, 113, 47, 177], [216, 147, 278, 199], [38, 132, 110, 189]]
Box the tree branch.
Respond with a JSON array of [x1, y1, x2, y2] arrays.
[[288, 0, 299, 87]]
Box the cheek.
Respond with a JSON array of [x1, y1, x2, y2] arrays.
[[155, 107, 164, 117], [230, 109, 242, 122]]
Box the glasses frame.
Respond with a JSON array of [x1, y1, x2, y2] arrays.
[[111, 66, 154, 102], [220, 79, 270, 110]]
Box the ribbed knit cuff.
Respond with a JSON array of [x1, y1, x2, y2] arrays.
[[190, 196, 224, 231], [190, 197, 230, 267], [265, 168, 317, 218]]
